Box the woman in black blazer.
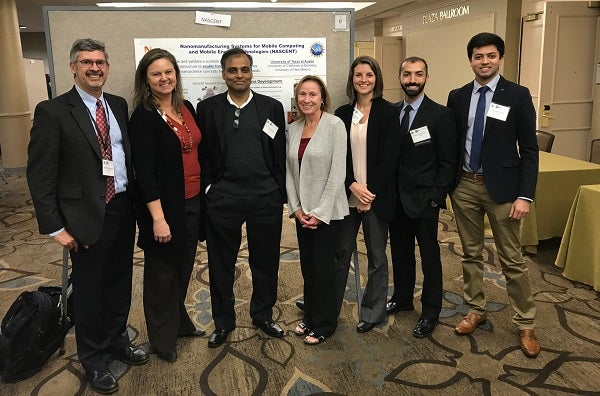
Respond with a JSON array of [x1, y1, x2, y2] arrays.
[[334, 56, 400, 333], [129, 48, 205, 362]]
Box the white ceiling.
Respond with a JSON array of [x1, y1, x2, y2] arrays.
[[17, 0, 420, 33]]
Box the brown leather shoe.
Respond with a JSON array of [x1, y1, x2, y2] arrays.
[[454, 312, 487, 335], [519, 329, 541, 358]]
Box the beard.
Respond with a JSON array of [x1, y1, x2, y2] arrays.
[[401, 83, 425, 97]]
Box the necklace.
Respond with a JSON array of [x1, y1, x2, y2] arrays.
[[157, 103, 193, 152]]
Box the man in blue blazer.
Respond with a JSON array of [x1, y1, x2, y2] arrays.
[[446, 32, 540, 358], [196, 48, 286, 347], [27, 38, 148, 394], [387, 56, 458, 338]]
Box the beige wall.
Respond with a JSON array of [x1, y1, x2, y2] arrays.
[[23, 59, 48, 119], [355, 0, 522, 105], [520, 0, 599, 159], [355, 19, 383, 41], [356, 0, 600, 160], [20, 32, 48, 72]]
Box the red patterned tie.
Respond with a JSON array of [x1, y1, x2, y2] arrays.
[[96, 99, 115, 203]]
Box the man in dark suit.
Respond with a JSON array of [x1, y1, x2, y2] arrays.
[[27, 38, 148, 394], [387, 56, 458, 338], [195, 48, 286, 348], [446, 32, 541, 358]]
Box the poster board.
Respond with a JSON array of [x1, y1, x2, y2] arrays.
[[44, 6, 354, 112]]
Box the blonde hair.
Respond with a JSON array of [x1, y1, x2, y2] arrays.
[[294, 75, 330, 119]]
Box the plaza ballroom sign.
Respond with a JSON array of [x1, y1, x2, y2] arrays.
[[422, 4, 470, 24]]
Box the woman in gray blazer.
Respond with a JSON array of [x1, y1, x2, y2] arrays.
[[286, 75, 348, 345]]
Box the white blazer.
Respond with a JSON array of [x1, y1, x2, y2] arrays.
[[286, 112, 349, 224]]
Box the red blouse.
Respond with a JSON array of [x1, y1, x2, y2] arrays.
[[167, 106, 202, 198], [298, 137, 310, 163]]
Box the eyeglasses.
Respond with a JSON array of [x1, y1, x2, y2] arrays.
[[77, 59, 109, 68], [233, 107, 240, 130]]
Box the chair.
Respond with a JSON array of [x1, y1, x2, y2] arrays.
[[536, 130, 555, 152], [590, 138, 600, 164]]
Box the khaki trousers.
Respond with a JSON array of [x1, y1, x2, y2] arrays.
[[450, 176, 536, 329]]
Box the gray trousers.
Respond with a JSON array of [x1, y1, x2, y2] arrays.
[[335, 208, 389, 324]]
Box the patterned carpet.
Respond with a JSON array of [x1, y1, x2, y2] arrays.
[[1, 171, 600, 395]]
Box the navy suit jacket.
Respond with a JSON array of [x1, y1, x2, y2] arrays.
[[335, 97, 401, 221], [447, 76, 538, 203], [27, 86, 132, 245], [195, 91, 286, 203], [396, 95, 458, 218]]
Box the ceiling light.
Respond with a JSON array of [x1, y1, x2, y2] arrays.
[[97, 2, 374, 11]]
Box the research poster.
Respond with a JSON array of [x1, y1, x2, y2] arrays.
[[133, 38, 327, 122]]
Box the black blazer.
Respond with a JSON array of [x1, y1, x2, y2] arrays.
[[335, 97, 401, 221], [27, 86, 132, 245], [195, 91, 286, 203], [128, 100, 200, 255], [396, 95, 458, 219], [447, 76, 539, 203]]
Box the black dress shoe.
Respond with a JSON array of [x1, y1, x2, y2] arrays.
[[155, 349, 178, 362], [386, 301, 415, 314], [86, 369, 118, 395], [413, 317, 439, 338], [252, 319, 284, 338], [356, 321, 376, 333], [208, 329, 230, 348], [179, 328, 206, 337], [112, 344, 149, 365], [295, 300, 305, 311]]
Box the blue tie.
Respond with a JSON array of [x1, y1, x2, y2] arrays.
[[469, 86, 489, 171]]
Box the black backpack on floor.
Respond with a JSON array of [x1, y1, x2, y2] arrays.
[[0, 286, 72, 382]]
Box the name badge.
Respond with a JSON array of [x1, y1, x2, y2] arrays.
[[262, 119, 278, 139], [410, 126, 431, 145], [102, 159, 115, 177], [352, 107, 364, 125], [487, 102, 510, 121]]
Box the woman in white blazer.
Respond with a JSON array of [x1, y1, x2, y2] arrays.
[[286, 75, 349, 345]]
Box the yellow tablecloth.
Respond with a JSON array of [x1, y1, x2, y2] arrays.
[[520, 152, 600, 253], [555, 184, 600, 291]]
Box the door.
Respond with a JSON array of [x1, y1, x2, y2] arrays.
[[354, 41, 374, 58], [374, 36, 404, 103], [536, 2, 599, 159]]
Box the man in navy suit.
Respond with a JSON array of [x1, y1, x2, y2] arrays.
[[446, 32, 541, 358], [27, 38, 148, 394], [387, 56, 458, 338], [196, 48, 286, 347]]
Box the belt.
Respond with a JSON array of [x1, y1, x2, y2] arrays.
[[461, 171, 485, 183], [106, 192, 127, 203]]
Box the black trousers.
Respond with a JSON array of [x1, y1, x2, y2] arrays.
[[296, 218, 341, 337], [205, 190, 282, 331], [143, 195, 200, 352], [70, 193, 135, 372], [388, 201, 442, 319]]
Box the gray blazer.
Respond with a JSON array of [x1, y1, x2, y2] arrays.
[[286, 112, 349, 224]]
